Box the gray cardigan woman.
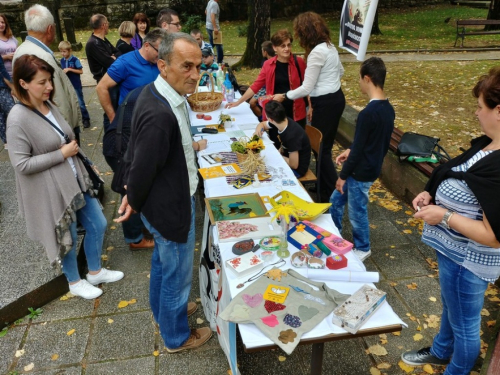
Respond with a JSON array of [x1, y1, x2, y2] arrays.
[[7, 55, 124, 299]]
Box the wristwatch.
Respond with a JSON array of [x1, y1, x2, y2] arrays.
[[440, 210, 454, 229]]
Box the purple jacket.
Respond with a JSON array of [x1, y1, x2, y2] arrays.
[[131, 33, 142, 50]]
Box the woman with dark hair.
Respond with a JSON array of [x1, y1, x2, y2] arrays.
[[276, 12, 346, 201], [0, 14, 18, 78], [131, 13, 150, 50], [7, 55, 124, 299], [226, 29, 309, 148], [401, 67, 500, 375]]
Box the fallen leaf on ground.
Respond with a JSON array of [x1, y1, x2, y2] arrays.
[[398, 360, 414, 373], [485, 285, 498, 296], [153, 350, 159, 356], [425, 315, 440, 328], [377, 362, 391, 369], [110, 226, 116, 230], [367, 344, 388, 356], [106, 246, 114, 251], [413, 333, 423, 341], [481, 308, 490, 316], [24, 363, 35, 371], [423, 364, 434, 374], [101, 255, 108, 261], [487, 320, 496, 328], [403, 229, 412, 234], [389, 282, 398, 287], [488, 296, 500, 302], [278, 355, 286, 362], [67, 329, 76, 336], [370, 367, 381, 375], [15, 349, 25, 357], [128, 299, 137, 304], [406, 283, 418, 290], [196, 298, 201, 302], [429, 296, 437, 302], [197, 318, 204, 324], [108, 318, 114, 324], [118, 300, 129, 308], [405, 210, 413, 215], [392, 331, 401, 336], [390, 245, 395, 248], [59, 292, 76, 301], [51, 353, 59, 361]]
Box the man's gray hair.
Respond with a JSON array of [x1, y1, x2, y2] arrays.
[[24, 4, 54, 33], [158, 32, 198, 64], [90, 14, 107, 30], [143, 28, 168, 46]]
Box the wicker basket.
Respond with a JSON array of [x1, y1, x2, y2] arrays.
[[187, 72, 223, 113]]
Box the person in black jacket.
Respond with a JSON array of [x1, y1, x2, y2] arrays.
[[329, 57, 395, 262], [85, 14, 120, 129], [115, 32, 211, 353]]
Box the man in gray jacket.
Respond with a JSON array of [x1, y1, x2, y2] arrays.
[[14, 4, 82, 140]]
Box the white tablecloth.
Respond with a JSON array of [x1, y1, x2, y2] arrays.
[[193, 101, 405, 374]]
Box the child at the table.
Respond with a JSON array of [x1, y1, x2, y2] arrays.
[[329, 57, 395, 262], [200, 48, 219, 86], [254, 100, 311, 178]]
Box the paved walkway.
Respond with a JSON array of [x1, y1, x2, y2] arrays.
[[1, 51, 500, 374]]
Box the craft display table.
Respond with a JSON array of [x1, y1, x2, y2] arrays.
[[192, 101, 405, 375]]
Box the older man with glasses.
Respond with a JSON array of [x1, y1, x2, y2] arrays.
[[156, 8, 182, 33]]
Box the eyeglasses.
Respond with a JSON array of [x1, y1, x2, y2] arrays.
[[168, 22, 182, 28], [149, 43, 158, 52]]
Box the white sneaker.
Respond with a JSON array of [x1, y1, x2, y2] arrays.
[[86, 268, 124, 285], [353, 249, 372, 262], [69, 279, 103, 299]]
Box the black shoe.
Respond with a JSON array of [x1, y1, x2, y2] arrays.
[[83, 119, 91, 128], [401, 347, 450, 366]]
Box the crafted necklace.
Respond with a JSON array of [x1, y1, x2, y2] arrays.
[[236, 258, 286, 289]]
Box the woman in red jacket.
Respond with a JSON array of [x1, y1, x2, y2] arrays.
[[226, 29, 310, 147]]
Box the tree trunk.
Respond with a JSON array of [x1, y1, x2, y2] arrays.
[[486, 0, 500, 30], [371, 10, 382, 35], [232, 0, 271, 69]]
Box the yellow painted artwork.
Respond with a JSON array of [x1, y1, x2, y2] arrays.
[[263, 284, 290, 303], [199, 163, 242, 179]]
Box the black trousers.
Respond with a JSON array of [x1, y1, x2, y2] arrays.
[[310, 89, 346, 199]]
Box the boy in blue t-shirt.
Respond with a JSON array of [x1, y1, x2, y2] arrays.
[[59, 41, 91, 128], [200, 48, 218, 86], [330, 57, 395, 262]]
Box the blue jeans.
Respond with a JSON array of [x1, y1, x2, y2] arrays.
[[74, 86, 90, 121], [207, 29, 224, 64], [62, 193, 107, 282], [141, 197, 196, 349], [430, 251, 488, 375], [329, 177, 373, 251]]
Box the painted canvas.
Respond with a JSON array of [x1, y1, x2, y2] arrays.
[[205, 193, 269, 224]]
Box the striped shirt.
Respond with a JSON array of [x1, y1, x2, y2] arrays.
[[154, 76, 198, 196], [422, 150, 500, 282]]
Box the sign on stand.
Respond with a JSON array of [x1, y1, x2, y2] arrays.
[[339, 0, 379, 61]]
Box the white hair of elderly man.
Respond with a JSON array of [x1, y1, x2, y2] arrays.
[[24, 4, 55, 33]]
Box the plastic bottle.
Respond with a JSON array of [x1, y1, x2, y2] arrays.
[[224, 72, 234, 103], [216, 64, 224, 92]]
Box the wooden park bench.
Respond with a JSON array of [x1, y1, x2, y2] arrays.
[[389, 128, 437, 178], [455, 19, 500, 47]]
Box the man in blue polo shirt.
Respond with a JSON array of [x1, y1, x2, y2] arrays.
[[96, 29, 166, 123]]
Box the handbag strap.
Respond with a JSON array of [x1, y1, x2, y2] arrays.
[[18, 103, 90, 164], [293, 54, 303, 84]]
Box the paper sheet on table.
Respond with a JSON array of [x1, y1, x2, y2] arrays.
[[299, 269, 379, 283]]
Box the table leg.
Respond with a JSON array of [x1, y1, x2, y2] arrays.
[[311, 342, 324, 375]]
